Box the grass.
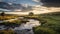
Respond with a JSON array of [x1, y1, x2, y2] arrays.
[[0, 15, 18, 21], [33, 12, 60, 34], [40, 13, 60, 25], [0, 30, 14, 34], [33, 26, 57, 34]]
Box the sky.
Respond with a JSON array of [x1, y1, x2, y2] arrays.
[[41, 0, 60, 3], [0, 0, 60, 14], [0, 0, 41, 5], [41, 0, 60, 7], [0, 0, 60, 7]]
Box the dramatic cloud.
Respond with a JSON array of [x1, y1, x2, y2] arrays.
[[0, 0, 3, 1], [40, 0, 60, 7], [21, 4, 29, 8], [41, 0, 60, 3], [32, 0, 60, 7], [32, 0, 40, 2]]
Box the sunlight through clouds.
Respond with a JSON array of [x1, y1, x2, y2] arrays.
[[32, 0, 40, 2]]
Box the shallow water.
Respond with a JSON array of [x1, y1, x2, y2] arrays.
[[13, 19, 41, 34], [14, 19, 40, 30], [0, 18, 40, 34]]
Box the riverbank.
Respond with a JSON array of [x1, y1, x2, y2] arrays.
[[0, 15, 41, 34]]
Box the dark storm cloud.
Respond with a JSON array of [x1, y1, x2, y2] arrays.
[[41, 0, 60, 3], [40, 0, 60, 7]]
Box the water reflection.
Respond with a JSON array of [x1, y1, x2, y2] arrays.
[[0, 19, 41, 34], [13, 19, 40, 34]]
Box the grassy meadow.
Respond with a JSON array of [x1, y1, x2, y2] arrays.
[[33, 12, 60, 34], [0, 12, 60, 34]]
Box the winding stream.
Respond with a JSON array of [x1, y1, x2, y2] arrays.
[[0, 18, 41, 34], [13, 19, 41, 34]]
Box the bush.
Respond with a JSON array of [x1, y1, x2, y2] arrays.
[[29, 12, 34, 16]]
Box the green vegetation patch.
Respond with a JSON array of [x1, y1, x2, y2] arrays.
[[33, 12, 60, 34]]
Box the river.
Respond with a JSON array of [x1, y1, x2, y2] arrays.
[[0, 18, 41, 34], [13, 19, 41, 34]]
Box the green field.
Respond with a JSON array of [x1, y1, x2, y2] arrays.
[[33, 12, 60, 34]]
